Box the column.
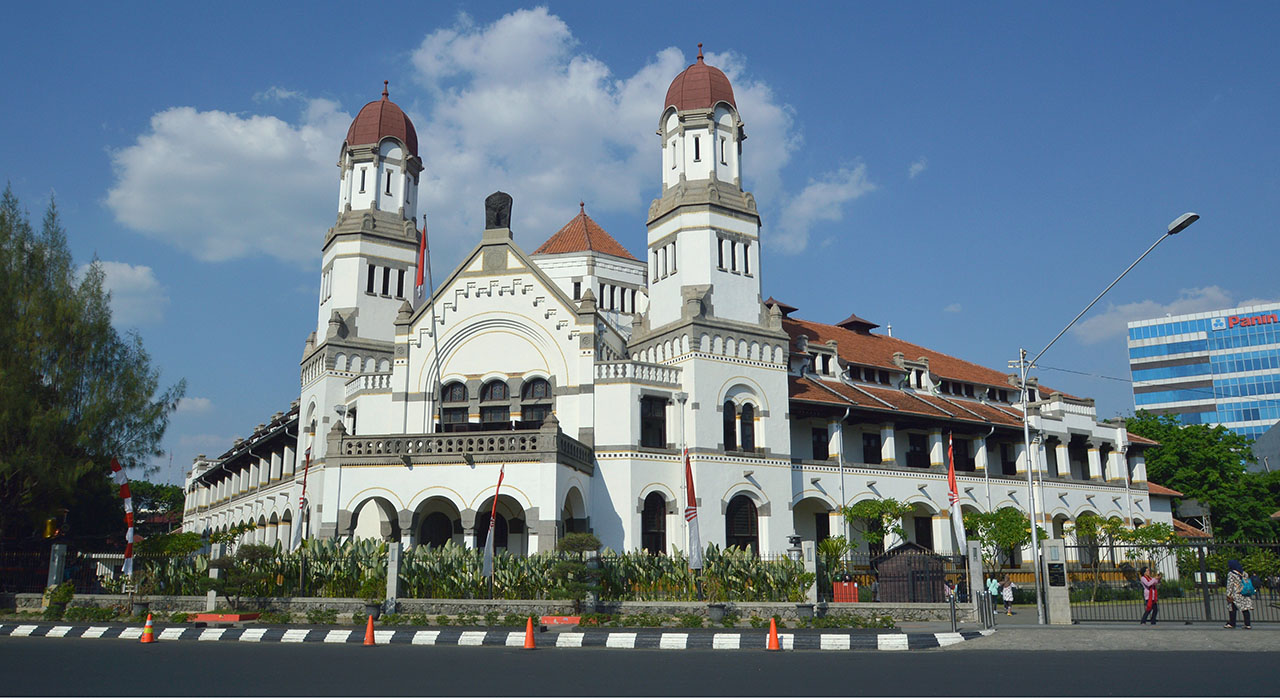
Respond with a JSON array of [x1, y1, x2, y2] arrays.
[[928, 430, 944, 468], [880, 423, 897, 465], [259, 456, 269, 488], [1055, 443, 1071, 481], [283, 444, 296, 477], [828, 420, 842, 464], [278, 519, 292, 550], [1130, 453, 1147, 485], [1086, 446, 1103, 482], [974, 436, 989, 475], [934, 514, 953, 555], [270, 451, 282, 483], [1015, 442, 1029, 476]]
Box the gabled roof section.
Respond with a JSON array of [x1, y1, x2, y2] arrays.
[[836, 312, 880, 333], [764, 297, 799, 317], [1147, 482, 1182, 497], [783, 316, 1071, 398], [533, 204, 639, 261], [1173, 518, 1210, 538]]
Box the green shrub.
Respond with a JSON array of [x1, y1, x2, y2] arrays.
[[502, 613, 527, 628], [483, 610, 500, 627], [748, 615, 766, 628], [720, 612, 740, 628], [169, 611, 189, 623], [47, 582, 74, 606], [41, 606, 64, 621], [379, 613, 406, 626], [306, 608, 337, 625], [257, 611, 290, 624], [436, 614, 451, 626], [64, 606, 119, 622], [409, 613, 430, 626], [678, 613, 704, 628], [455, 612, 478, 626], [578, 612, 612, 627]]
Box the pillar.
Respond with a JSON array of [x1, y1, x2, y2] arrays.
[[880, 423, 897, 465], [283, 444, 296, 477], [1015, 442, 1029, 476], [1086, 447, 1103, 482], [974, 436, 989, 475], [1130, 453, 1147, 485], [1055, 443, 1071, 481], [929, 430, 944, 468], [828, 420, 842, 464], [278, 519, 292, 550], [270, 451, 282, 482]]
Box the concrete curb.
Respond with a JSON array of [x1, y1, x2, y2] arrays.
[[0, 623, 991, 651]]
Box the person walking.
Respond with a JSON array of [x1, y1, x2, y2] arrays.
[[1000, 575, 1016, 615], [1139, 566, 1161, 625], [1225, 559, 1253, 629], [987, 576, 1000, 613]]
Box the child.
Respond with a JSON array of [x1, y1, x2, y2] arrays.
[[1001, 575, 1016, 615]]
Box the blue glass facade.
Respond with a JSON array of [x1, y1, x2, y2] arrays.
[[1129, 306, 1280, 442]]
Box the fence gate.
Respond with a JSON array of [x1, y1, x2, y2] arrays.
[[1065, 541, 1280, 623]]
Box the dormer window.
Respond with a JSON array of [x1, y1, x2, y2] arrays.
[[693, 136, 701, 162]]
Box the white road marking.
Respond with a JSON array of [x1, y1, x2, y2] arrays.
[[411, 630, 439, 645], [198, 628, 226, 642], [820, 634, 850, 650], [280, 629, 308, 643], [458, 631, 486, 646], [712, 633, 740, 650], [659, 633, 688, 650], [555, 633, 584, 648], [935, 632, 965, 646], [240, 628, 267, 642], [606, 633, 636, 649], [324, 630, 352, 643], [877, 633, 909, 651], [46, 626, 73, 638]]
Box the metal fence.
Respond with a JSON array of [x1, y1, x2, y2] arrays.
[[1066, 541, 1280, 623], [819, 551, 969, 603], [0, 549, 51, 593]]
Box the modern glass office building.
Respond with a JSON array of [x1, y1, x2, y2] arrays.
[[1128, 303, 1280, 441]]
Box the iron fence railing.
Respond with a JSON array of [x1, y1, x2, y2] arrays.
[[0, 550, 51, 593]]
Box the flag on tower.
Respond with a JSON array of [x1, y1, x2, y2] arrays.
[[947, 433, 968, 553], [684, 448, 703, 571], [414, 220, 427, 302], [481, 464, 505, 579]]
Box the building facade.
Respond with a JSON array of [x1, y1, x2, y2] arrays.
[[184, 52, 1172, 559], [1129, 302, 1280, 442]]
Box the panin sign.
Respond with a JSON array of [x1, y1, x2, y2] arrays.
[[1212, 313, 1279, 331]]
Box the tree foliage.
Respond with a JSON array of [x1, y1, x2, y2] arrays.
[[963, 507, 1046, 568], [842, 498, 911, 548], [1126, 411, 1279, 541], [0, 185, 184, 542]]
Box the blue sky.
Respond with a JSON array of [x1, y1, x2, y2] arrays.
[[3, 2, 1277, 484]]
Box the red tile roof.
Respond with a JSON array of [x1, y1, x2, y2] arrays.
[[1173, 518, 1210, 538], [665, 45, 736, 112], [1147, 482, 1183, 497], [533, 204, 638, 261], [346, 82, 417, 156]]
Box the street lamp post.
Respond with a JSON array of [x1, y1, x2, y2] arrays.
[[1014, 212, 1198, 625]]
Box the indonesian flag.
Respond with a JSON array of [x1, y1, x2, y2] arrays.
[[414, 220, 427, 302], [947, 433, 968, 553], [109, 457, 134, 577], [481, 465, 505, 579], [290, 448, 312, 552], [684, 448, 702, 571]]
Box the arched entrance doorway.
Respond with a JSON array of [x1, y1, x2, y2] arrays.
[[641, 492, 667, 554], [725, 495, 759, 553]]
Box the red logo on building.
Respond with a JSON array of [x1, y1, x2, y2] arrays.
[[1228, 313, 1279, 329]]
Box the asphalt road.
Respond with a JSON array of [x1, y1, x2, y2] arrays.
[[2, 637, 1276, 696]]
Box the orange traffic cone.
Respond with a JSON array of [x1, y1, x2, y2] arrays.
[[523, 616, 536, 649], [140, 613, 156, 644], [767, 617, 780, 651], [363, 614, 376, 646]]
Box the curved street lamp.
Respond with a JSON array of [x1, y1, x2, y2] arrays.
[[1014, 212, 1199, 625]]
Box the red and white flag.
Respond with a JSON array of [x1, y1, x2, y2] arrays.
[[481, 465, 505, 579], [684, 448, 702, 571], [414, 220, 428, 302], [290, 448, 312, 552], [947, 433, 968, 553], [109, 457, 134, 577]]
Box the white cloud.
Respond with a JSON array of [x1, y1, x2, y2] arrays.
[[772, 166, 875, 253], [1071, 286, 1237, 345], [908, 157, 928, 179], [944, 303, 962, 313], [176, 397, 213, 415], [78, 260, 169, 326], [105, 96, 350, 265], [107, 7, 858, 265]]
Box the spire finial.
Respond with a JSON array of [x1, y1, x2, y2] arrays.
[[579, 201, 585, 214], [697, 43, 703, 61], [382, 80, 389, 100]]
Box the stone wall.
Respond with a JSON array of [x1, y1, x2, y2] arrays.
[[15, 592, 971, 622]]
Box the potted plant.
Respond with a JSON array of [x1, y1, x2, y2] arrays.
[[549, 533, 602, 614], [707, 602, 727, 623], [796, 602, 816, 620], [358, 576, 385, 621]]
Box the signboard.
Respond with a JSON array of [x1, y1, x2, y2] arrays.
[[1213, 313, 1278, 331], [1047, 562, 1066, 587]]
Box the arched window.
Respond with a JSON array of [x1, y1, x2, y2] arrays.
[[521, 378, 552, 424], [440, 382, 468, 429], [723, 400, 737, 451], [739, 404, 755, 451], [474, 513, 508, 550], [420, 512, 453, 548], [442, 382, 467, 402], [641, 492, 667, 555], [480, 380, 510, 425], [725, 495, 759, 553]]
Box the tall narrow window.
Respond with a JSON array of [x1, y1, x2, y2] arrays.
[[720, 136, 727, 165], [812, 426, 829, 461], [669, 243, 676, 272], [381, 266, 390, 295], [359, 169, 367, 193], [743, 243, 750, 275], [723, 400, 737, 451], [573, 281, 581, 300], [739, 404, 755, 451], [693, 136, 701, 162], [640, 397, 668, 448], [730, 242, 737, 272], [717, 239, 725, 269], [366, 264, 376, 294], [669, 140, 676, 169], [599, 283, 606, 303], [725, 496, 759, 553], [396, 269, 405, 298], [631, 290, 637, 311], [385, 171, 392, 195]]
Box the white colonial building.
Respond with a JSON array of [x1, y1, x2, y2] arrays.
[[184, 51, 1174, 559]]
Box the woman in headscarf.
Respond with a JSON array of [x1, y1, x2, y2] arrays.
[[1139, 566, 1161, 625], [1224, 559, 1253, 629]]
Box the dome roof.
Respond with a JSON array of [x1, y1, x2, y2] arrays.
[[664, 44, 736, 112], [345, 81, 418, 156]]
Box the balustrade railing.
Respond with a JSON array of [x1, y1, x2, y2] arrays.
[[344, 372, 393, 398], [594, 360, 681, 386]]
